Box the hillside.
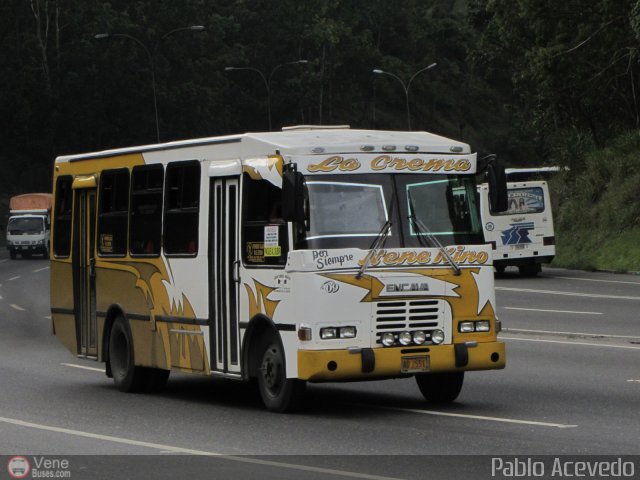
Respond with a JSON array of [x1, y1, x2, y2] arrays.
[[549, 132, 640, 272]]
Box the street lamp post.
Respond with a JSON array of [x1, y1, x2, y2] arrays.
[[373, 63, 437, 130], [225, 60, 309, 131], [95, 25, 205, 143]]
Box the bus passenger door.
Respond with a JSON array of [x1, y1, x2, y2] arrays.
[[72, 187, 98, 358], [209, 177, 241, 375]]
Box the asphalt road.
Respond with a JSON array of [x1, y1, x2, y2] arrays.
[[1, 253, 639, 479]]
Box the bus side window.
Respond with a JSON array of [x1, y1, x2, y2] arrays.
[[98, 168, 129, 256], [164, 161, 200, 256], [130, 165, 163, 256], [53, 175, 73, 258], [242, 173, 288, 266]]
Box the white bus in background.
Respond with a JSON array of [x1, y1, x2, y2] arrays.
[[479, 168, 557, 276]]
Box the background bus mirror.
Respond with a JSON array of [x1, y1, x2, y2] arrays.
[[282, 170, 307, 227], [488, 163, 508, 212]]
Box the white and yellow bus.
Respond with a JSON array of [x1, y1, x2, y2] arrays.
[[50, 126, 507, 412]]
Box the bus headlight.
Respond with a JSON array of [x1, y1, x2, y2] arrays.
[[431, 329, 445, 345], [412, 331, 426, 345], [381, 333, 395, 347], [339, 326, 357, 339], [459, 321, 475, 333], [475, 321, 490, 332], [398, 331, 413, 346], [320, 328, 337, 339]]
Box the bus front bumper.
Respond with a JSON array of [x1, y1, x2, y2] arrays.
[[297, 341, 505, 382]]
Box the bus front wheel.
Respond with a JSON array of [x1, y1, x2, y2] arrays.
[[109, 315, 169, 393], [256, 334, 306, 412], [415, 371, 464, 403]]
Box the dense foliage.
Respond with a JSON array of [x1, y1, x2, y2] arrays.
[[1, 0, 639, 269]]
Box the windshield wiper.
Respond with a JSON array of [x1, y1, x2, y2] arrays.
[[356, 219, 392, 279], [407, 190, 461, 276]]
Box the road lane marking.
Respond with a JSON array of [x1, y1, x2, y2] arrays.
[[60, 363, 574, 430], [0, 259, 7, 264], [44, 315, 51, 320], [505, 328, 640, 340], [8, 276, 20, 281], [503, 307, 602, 315], [555, 276, 640, 286], [0, 416, 403, 480], [344, 403, 576, 428], [33, 266, 49, 273], [502, 336, 640, 350], [10, 304, 25, 311], [627, 379, 640, 383], [496, 287, 640, 301], [61, 363, 105, 373]]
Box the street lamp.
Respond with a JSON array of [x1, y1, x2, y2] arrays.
[[225, 60, 309, 131], [94, 25, 205, 143], [373, 62, 437, 130]]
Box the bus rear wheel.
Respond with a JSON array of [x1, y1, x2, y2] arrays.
[[519, 263, 540, 276], [256, 333, 306, 412], [109, 315, 169, 393], [415, 371, 464, 403]]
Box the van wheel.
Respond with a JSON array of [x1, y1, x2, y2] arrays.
[[109, 315, 163, 393], [9, 250, 16, 260], [256, 333, 306, 412], [416, 371, 464, 403]]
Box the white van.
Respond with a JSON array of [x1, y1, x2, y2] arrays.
[[478, 179, 555, 275]]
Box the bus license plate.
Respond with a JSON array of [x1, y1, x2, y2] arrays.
[[401, 356, 429, 373]]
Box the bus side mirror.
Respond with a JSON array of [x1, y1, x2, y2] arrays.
[[488, 163, 508, 212], [282, 170, 308, 228]]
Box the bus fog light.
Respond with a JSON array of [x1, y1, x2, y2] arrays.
[[398, 331, 413, 346], [339, 326, 357, 339], [431, 329, 445, 345], [381, 333, 395, 347], [320, 328, 337, 339], [459, 321, 475, 333], [475, 321, 490, 332], [412, 331, 426, 345]]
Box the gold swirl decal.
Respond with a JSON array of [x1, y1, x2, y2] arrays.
[[308, 155, 361, 172], [357, 247, 489, 267], [370, 155, 471, 172]]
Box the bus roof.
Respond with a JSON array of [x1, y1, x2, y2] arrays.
[[54, 127, 471, 163]]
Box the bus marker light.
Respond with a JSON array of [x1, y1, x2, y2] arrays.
[[412, 331, 427, 345], [398, 331, 413, 346], [431, 329, 445, 344], [381, 333, 395, 347]]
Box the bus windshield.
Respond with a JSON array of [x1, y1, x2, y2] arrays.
[[302, 174, 483, 250]]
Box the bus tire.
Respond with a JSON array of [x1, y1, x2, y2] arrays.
[[109, 315, 153, 393], [256, 333, 306, 412], [494, 265, 505, 275], [415, 371, 464, 403], [519, 264, 540, 276]]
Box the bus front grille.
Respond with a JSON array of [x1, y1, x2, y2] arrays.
[[374, 299, 451, 345]]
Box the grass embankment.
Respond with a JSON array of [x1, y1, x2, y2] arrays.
[[549, 132, 640, 272]]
